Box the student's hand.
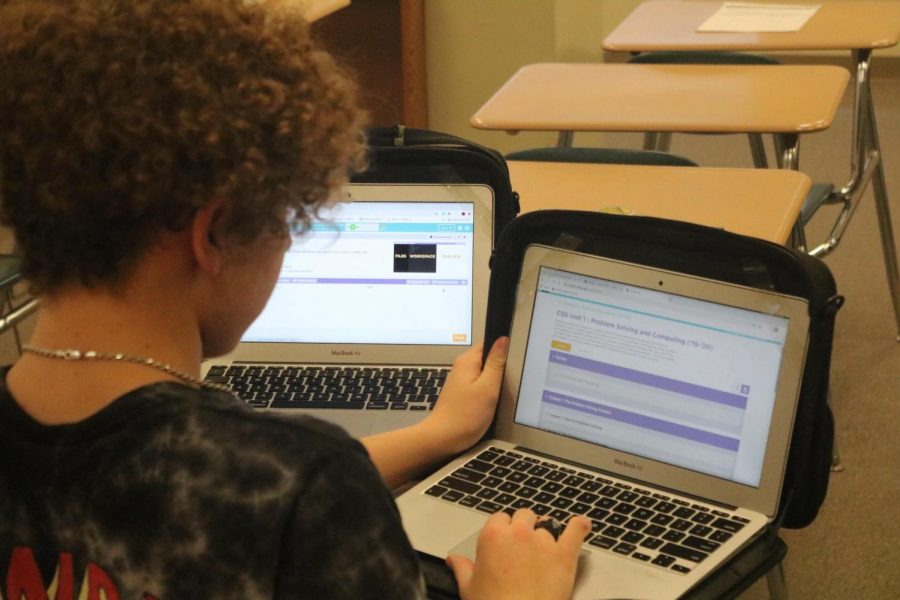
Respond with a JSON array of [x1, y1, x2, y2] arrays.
[[421, 336, 508, 455], [446, 510, 590, 600]]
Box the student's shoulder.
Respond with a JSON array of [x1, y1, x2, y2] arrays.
[[132, 383, 364, 456]]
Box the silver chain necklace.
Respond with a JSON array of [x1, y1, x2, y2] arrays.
[[21, 344, 233, 394]]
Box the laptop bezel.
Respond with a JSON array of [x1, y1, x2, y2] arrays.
[[495, 244, 810, 518], [223, 182, 494, 366]]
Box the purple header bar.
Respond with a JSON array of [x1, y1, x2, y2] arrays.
[[542, 390, 740, 452], [278, 277, 469, 285], [549, 351, 747, 409]]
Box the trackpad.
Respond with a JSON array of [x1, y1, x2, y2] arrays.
[[448, 531, 479, 561], [447, 531, 591, 565]]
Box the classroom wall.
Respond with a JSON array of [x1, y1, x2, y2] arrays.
[[424, 0, 900, 154]]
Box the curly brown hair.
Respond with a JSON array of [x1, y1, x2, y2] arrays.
[[0, 0, 367, 294]]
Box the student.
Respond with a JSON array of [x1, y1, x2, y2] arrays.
[[0, 1, 589, 598]]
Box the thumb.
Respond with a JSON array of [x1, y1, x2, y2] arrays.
[[481, 336, 509, 377], [445, 554, 475, 597]]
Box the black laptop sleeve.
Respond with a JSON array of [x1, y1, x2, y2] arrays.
[[483, 210, 843, 531], [351, 124, 520, 246]]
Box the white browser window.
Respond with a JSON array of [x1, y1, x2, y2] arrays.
[[243, 201, 475, 345], [514, 266, 789, 488]]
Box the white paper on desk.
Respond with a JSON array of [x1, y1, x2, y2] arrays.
[[244, 0, 350, 22], [698, 2, 820, 32]]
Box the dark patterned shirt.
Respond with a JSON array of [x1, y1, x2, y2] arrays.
[[0, 370, 425, 599]]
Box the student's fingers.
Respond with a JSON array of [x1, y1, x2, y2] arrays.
[[480, 336, 509, 380], [559, 515, 592, 555], [510, 507, 539, 529], [445, 554, 475, 596], [449, 341, 485, 379]]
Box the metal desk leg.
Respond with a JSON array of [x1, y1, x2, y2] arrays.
[[776, 133, 808, 253], [556, 131, 575, 148], [766, 561, 789, 600], [865, 79, 900, 341], [805, 49, 900, 340]]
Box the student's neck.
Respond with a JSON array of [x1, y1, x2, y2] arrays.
[[8, 270, 203, 424]]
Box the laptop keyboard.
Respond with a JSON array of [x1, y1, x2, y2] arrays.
[[425, 446, 749, 575], [204, 364, 447, 410]]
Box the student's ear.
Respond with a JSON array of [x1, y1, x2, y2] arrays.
[[191, 198, 228, 275]]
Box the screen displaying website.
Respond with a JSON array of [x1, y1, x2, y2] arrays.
[[514, 266, 789, 487], [243, 201, 475, 345]]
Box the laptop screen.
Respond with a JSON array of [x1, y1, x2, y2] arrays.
[[513, 265, 790, 489], [243, 200, 476, 346]]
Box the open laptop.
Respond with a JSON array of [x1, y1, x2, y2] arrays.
[[397, 243, 810, 600], [203, 183, 494, 437]]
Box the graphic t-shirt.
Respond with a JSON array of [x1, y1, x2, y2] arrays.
[[0, 371, 425, 599]]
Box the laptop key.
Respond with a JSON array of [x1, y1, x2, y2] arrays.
[[569, 502, 592, 515], [682, 535, 721, 554], [671, 564, 692, 574], [632, 552, 652, 562], [439, 477, 479, 495], [498, 481, 520, 494], [690, 525, 713, 537], [475, 501, 503, 514], [586, 508, 610, 521], [507, 471, 528, 483], [425, 485, 448, 497], [674, 507, 696, 519], [639, 537, 664, 550], [451, 468, 487, 484], [524, 476, 546, 488], [271, 400, 366, 409], [663, 530, 685, 543], [622, 532, 643, 544], [603, 526, 625, 538], [659, 542, 709, 563], [605, 513, 628, 526], [712, 518, 746, 533], [494, 493, 517, 505], [651, 514, 674, 526], [612, 543, 636, 556], [550, 497, 573, 510], [458, 495, 480, 508], [580, 480, 602, 493], [476, 450, 501, 462], [532, 504, 551, 516], [710, 530, 733, 543], [671, 519, 693, 531], [549, 509, 571, 522], [475, 488, 498, 500], [589, 536, 617, 550], [652, 554, 676, 568], [655, 502, 676, 513], [515, 486, 538, 499], [442, 490, 465, 502]]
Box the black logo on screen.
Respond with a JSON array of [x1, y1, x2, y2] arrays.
[[394, 244, 437, 273]]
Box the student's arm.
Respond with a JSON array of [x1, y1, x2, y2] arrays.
[[361, 337, 508, 489]]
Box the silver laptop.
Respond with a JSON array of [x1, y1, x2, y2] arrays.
[[397, 243, 810, 600], [203, 183, 494, 437]]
